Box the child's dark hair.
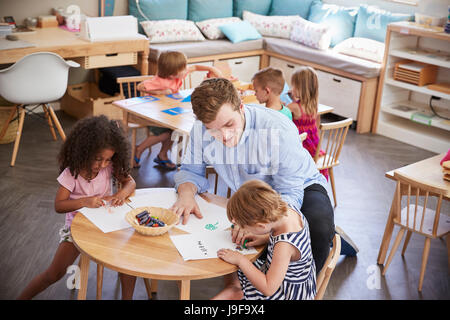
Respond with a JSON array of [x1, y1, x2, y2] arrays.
[[58, 115, 130, 180]]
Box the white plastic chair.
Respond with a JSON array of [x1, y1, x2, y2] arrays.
[[0, 52, 79, 166]]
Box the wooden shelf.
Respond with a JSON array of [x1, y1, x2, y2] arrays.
[[389, 48, 450, 69], [385, 77, 450, 100], [381, 100, 450, 132]]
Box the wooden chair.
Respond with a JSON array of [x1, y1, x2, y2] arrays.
[[116, 75, 155, 167], [314, 118, 353, 207], [205, 166, 232, 198], [315, 234, 341, 300], [382, 171, 450, 291]]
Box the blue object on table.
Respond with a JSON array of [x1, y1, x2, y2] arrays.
[[161, 107, 190, 115], [181, 95, 191, 102]]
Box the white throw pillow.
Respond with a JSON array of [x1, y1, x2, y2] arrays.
[[333, 37, 385, 63], [196, 17, 242, 40], [140, 19, 205, 43], [243, 10, 299, 39], [290, 17, 331, 50]]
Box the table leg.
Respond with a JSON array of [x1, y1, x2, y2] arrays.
[[77, 253, 90, 300], [96, 264, 104, 300], [377, 190, 398, 265], [179, 280, 190, 300]]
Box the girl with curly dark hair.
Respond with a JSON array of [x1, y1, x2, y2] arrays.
[[18, 115, 136, 300]]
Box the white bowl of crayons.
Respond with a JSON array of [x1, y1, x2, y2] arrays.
[[126, 206, 179, 236]]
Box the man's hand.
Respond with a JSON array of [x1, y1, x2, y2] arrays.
[[170, 194, 203, 225]]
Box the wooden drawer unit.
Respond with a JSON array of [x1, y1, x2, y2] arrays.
[[186, 61, 214, 89], [75, 52, 138, 69], [269, 57, 304, 86], [315, 70, 362, 120], [221, 56, 260, 83]]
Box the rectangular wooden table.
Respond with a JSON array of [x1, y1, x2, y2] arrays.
[[377, 153, 449, 265], [0, 27, 149, 75]]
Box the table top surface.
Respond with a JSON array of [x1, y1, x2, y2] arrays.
[[113, 92, 334, 135], [0, 27, 149, 63], [71, 188, 263, 281], [386, 153, 450, 198]]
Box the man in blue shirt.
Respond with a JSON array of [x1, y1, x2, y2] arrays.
[[171, 78, 356, 297]]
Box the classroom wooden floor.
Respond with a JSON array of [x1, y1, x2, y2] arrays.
[[0, 111, 448, 300]]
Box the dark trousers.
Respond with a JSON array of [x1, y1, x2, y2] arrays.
[[300, 183, 335, 273]]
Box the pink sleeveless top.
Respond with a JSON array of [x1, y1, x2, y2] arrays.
[[292, 101, 329, 181]]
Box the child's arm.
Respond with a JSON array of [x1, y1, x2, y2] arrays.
[[103, 174, 136, 207], [286, 102, 301, 120], [218, 242, 297, 297], [188, 65, 223, 78], [137, 81, 172, 95], [54, 185, 104, 213]]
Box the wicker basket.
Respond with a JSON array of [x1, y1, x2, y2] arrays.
[[126, 206, 179, 236], [0, 106, 18, 144]]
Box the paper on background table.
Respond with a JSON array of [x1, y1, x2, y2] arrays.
[[78, 203, 132, 233], [170, 230, 258, 261], [128, 189, 232, 234]]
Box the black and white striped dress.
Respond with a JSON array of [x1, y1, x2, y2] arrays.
[[237, 216, 316, 300]]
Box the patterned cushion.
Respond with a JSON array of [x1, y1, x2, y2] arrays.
[[196, 17, 242, 40], [332, 37, 385, 63], [290, 17, 331, 50], [140, 19, 205, 43], [243, 10, 300, 39]]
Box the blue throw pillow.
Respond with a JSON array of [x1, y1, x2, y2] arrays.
[[354, 5, 413, 42], [188, 0, 233, 22], [233, 0, 272, 18], [308, 1, 358, 47], [129, 0, 188, 33], [269, 0, 315, 19], [219, 21, 262, 43]]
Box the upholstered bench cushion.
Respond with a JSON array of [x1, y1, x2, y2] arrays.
[[263, 37, 381, 78], [149, 38, 265, 62]]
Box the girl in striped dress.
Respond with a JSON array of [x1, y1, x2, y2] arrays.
[[216, 180, 316, 300], [287, 67, 328, 180]]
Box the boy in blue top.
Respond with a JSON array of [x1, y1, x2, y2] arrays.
[[171, 78, 357, 298]]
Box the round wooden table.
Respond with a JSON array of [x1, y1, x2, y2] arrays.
[[71, 189, 263, 300]]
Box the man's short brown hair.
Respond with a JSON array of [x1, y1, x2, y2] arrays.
[[157, 51, 187, 78], [191, 78, 241, 123], [252, 67, 285, 95]]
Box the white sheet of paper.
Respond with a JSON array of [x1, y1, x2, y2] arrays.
[[127, 189, 232, 234], [78, 203, 132, 233], [170, 230, 258, 261]]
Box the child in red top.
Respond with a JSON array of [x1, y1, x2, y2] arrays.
[[287, 67, 328, 180], [134, 51, 223, 169]]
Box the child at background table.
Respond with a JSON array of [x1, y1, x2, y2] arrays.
[[287, 66, 328, 180], [251, 67, 292, 120], [17, 115, 136, 300], [134, 50, 223, 169], [215, 180, 316, 300]]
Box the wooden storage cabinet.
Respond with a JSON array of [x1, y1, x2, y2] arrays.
[[374, 22, 450, 153], [222, 56, 260, 83], [187, 61, 214, 89], [74, 52, 138, 69], [61, 82, 123, 120], [269, 57, 362, 122]]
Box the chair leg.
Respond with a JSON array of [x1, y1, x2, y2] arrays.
[[96, 264, 104, 300], [42, 104, 57, 140], [401, 230, 413, 256], [46, 104, 66, 140], [418, 237, 431, 292], [382, 227, 405, 276], [0, 107, 16, 141], [130, 128, 137, 168], [10, 107, 25, 167], [329, 167, 337, 208], [214, 173, 219, 195], [446, 234, 450, 272]]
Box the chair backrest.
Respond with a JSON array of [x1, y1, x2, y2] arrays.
[[314, 118, 353, 169], [315, 234, 341, 300], [393, 171, 447, 237], [117, 75, 155, 99], [0, 52, 79, 104]]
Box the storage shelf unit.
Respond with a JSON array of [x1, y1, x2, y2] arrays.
[[373, 21, 450, 153]]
